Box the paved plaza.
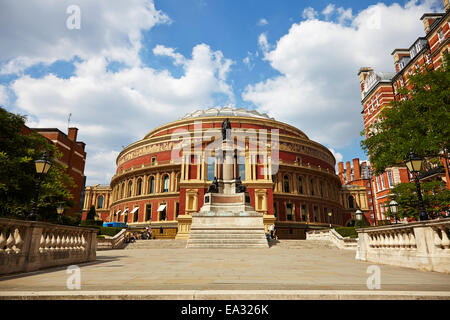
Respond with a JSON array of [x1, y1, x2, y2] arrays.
[[1, 240, 450, 299]]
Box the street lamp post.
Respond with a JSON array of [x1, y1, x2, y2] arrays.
[[405, 150, 427, 221], [389, 199, 399, 224], [328, 212, 332, 228], [29, 152, 52, 221], [57, 204, 64, 224], [355, 209, 362, 227]]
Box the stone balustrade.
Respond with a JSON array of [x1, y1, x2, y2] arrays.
[[357, 218, 450, 273], [306, 228, 357, 250], [97, 229, 127, 250], [0, 218, 98, 275]]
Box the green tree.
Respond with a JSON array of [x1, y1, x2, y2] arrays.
[[361, 53, 450, 174], [387, 181, 450, 220], [0, 106, 75, 222]]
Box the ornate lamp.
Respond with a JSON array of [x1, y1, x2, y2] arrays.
[[328, 211, 332, 228], [355, 209, 362, 225], [57, 204, 64, 224], [405, 150, 427, 221], [29, 152, 52, 221], [389, 199, 399, 224]]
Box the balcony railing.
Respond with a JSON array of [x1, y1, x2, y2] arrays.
[[0, 218, 98, 275], [356, 218, 450, 273]]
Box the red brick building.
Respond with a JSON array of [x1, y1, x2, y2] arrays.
[[355, 0, 449, 222], [32, 127, 87, 217]]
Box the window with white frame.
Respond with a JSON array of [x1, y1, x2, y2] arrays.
[[438, 29, 444, 43], [387, 171, 394, 188], [376, 176, 381, 191], [380, 174, 385, 189]]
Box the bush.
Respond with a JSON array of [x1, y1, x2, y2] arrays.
[[98, 226, 124, 237], [335, 227, 358, 238]]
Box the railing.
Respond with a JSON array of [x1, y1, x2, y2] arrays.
[[357, 218, 450, 273], [0, 218, 98, 276], [306, 229, 357, 250], [97, 229, 127, 250]]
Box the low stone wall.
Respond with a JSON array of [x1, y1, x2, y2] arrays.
[[306, 229, 357, 250], [97, 229, 126, 250], [356, 218, 450, 273], [0, 218, 98, 276]]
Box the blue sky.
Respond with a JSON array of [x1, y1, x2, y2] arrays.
[[0, 0, 444, 185]]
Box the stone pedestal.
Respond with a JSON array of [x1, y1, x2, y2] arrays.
[[187, 192, 269, 248]]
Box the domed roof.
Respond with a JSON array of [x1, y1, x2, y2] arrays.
[[181, 106, 274, 120]]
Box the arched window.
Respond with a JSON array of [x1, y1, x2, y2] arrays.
[[145, 204, 152, 221], [149, 176, 155, 194], [163, 175, 170, 192], [97, 195, 104, 209], [310, 178, 315, 196], [137, 178, 142, 196], [298, 176, 303, 194], [348, 195, 355, 208], [128, 181, 133, 197], [283, 175, 290, 193], [121, 183, 125, 199]]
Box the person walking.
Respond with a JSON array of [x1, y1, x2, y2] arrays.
[[269, 224, 275, 240]]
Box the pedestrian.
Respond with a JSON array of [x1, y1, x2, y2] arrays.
[[269, 224, 275, 240]]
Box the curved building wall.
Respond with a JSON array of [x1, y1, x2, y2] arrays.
[[99, 110, 348, 239]]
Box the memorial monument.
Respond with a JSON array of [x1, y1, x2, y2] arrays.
[[187, 119, 269, 248]]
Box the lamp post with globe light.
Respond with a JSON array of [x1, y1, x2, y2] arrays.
[[57, 204, 64, 224], [405, 150, 427, 221], [389, 199, 399, 224], [29, 153, 52, 221]]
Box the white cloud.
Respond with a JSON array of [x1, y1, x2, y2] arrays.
[[0, 0, 170, 74], [244, 0, 441, 152], [258, 18, 269, 26], [258, 33, 271, 54], [322, 4, 336, 20], [10, 44, 234, 185], [153, 45, 186, 66], [0, 85, 9, 106], [337, 7, 353, 25], [302, 7, 318, 20]]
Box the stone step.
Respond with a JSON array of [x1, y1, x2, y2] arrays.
[[188, 238, 268, 244], [190, 228, 265, 233], [189, 234, 265, 239], [186, 243, 269, 248]]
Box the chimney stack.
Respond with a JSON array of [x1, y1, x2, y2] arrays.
[[68, 127, 78, 142], [346, 161, 352, 182], [353, 158, 361, 180]]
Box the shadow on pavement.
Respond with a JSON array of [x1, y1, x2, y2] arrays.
[[0, 255, 125, 281]]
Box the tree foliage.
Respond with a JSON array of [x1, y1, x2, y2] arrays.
[[0, 106, 75, 222], [386, 181, 450, 220], [361, 53, 450, 174]]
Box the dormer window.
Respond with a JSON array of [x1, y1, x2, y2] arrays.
[[410, 47, 416, 58]]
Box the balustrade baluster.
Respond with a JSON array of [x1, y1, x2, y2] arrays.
[[39, 234, 45, 253], [55, 235, 61, 251], [45, 233, 51, 253], [12, 228, 23, 254], [433, 228, 442, 248], [409, 232, 416, 248], [5, 231, 14, 254], [0, 230, 6, 253], [398, 232, 404, 249], [439, 227, 450, 249]]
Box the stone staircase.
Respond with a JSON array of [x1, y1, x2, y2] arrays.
[[123, 239, 187, 249], [187, 226, 269, 248]]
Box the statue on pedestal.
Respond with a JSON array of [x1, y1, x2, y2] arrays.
[[221, 118, 231, 141], [207, 177, 219, 193], [235, 176, 247, 193]]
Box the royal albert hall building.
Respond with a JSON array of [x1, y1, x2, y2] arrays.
[[85, 107, 354, 239]]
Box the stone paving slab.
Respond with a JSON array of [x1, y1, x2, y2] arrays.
[[1, 290, 450, 300], [0, 240, 449, 296]]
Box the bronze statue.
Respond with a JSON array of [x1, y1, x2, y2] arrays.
[[207, 177, 219, 193], [235, 176, 247, 193], [221, 118, 231, 140]]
